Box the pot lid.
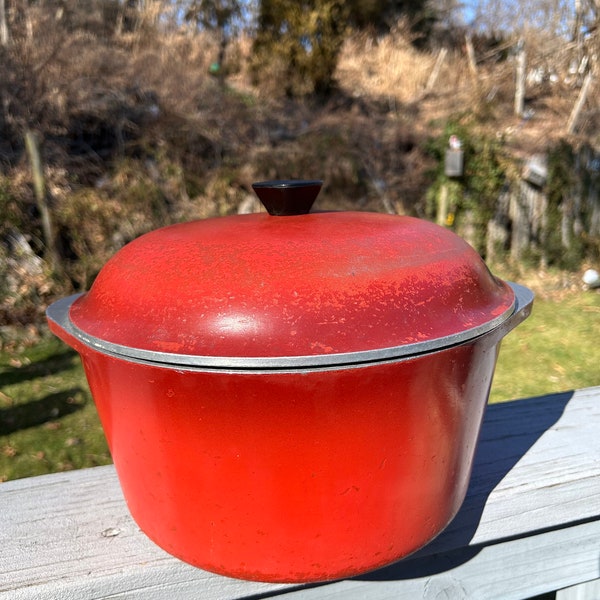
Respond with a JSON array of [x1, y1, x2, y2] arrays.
[[64, 180, 515, 368]]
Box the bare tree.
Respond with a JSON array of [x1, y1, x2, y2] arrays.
[[184, 0, 243, 82], [573, 0, 600, 50], [471, 0, 573, 37], [1, 0, 9, 46]]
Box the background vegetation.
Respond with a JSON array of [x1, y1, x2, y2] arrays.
[[1, 0, 600, 324]]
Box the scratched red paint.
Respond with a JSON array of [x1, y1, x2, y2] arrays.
[[67, 335, 498, 583], [69, 211, 514, 358], [47, 198, 532, 583]]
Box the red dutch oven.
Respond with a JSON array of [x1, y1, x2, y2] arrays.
[[47, 180, 533, 583]]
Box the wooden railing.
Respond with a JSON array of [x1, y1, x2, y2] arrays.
[[1, 386, 599, 599]]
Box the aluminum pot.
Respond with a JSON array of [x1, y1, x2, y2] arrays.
[[47, 180, 533, 583]]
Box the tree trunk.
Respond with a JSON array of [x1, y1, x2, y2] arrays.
[[573, 0, 584, 60], [0, 0, 9, 47], [216, 29, 228, 86], [423, 48, 448, 96], [465, 34, 478, 83], [567, 71, 593, 134], [514, 39, 526, 117], [122, 0, 141, 32], [24, 129, 61, 271]]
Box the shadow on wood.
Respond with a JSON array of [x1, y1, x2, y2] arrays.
[[234, 391, 575, 598], [357, 390, 573, 581]]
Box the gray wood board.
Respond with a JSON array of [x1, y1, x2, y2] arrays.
[[267, 520, 600, 600], [557, 579, 600, 600], [1, 386, 599, 599]]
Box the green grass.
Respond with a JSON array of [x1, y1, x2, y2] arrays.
[[1, 287, 599, 481], [0, 335, 111, 481], [489, 288, 600, 403]]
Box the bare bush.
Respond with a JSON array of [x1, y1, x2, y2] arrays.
[[1, 0, 599, 327]]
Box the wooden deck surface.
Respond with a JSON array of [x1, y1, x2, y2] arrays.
[[1, 386, 599, 599]]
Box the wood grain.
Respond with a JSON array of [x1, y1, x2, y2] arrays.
[[1, 387, 599, 599]]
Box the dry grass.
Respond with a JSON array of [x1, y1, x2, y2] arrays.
[[1, 3, 598, 324], [337, 30, 434, 103]]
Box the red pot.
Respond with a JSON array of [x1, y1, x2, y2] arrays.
[[47, 180, 533, 583]]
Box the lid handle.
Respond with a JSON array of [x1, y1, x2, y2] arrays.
[[252, 180, 322, 216]]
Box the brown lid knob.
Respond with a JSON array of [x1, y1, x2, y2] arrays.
[[252, 180, 322, 216]]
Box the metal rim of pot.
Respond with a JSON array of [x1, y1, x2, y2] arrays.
[[46, 179, 534, 373], [46, 282, 532, 372]]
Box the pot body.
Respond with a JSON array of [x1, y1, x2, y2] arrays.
[[72, 333, 500, 583]]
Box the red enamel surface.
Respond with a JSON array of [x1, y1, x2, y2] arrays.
[[69, 212, 514, 358], [77, 334, 498, 582], [46, 204, 532, 582]]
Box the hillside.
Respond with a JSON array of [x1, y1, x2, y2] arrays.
[[1, 10, 598, 331]]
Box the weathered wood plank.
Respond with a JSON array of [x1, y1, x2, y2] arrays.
[[0, 465, 296, 599], [411, 387, 600, 555], [557, 579, 600, 600], [272, 520, 600, 599], [1, 386, 599, 599]]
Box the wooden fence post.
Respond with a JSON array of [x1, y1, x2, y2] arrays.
[[465, 34, 478, 83], [567, 72, 593, 134], [437, 184, 449, 227], [510, 184, 527, 261], [589, 176, 600, 238], [0, 0, 9, 46], [486, 188, 510, 262], [24, 129, 60, 271], [424, 48, 448, 96], [514, 39, 526, 117]]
